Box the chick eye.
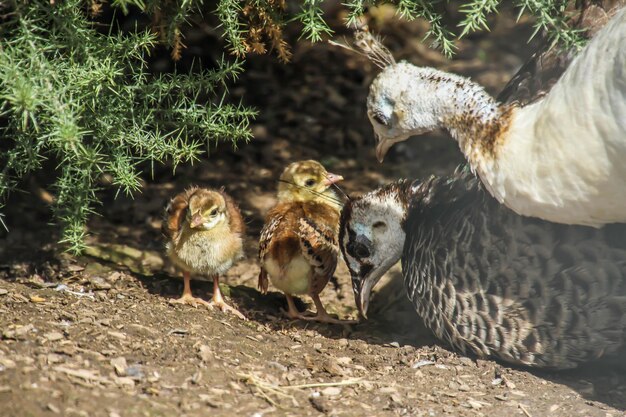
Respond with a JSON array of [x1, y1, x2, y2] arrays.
[[371, 110, 389, 126], [304, 178, 316, 187], [209, 208, 218, 216]]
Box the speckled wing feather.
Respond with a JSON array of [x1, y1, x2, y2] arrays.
[[297, 217, 338, 280], [259, 200, 341, 296], [403, 168, 626, 369], [498, 0, 626, 105], [162, 186, 198, 243], [258, 213, 283, 293]]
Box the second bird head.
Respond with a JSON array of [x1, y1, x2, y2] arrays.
[[277, 160, 344, 206], [339, 180, 415, 318]]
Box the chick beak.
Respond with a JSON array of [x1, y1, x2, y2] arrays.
[[190, 214, 204, 229], [322, 172, 344, 187], [375, 136, 392, 163]]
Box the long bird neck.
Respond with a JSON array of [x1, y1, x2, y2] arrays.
[[429, 72, 509, 162]]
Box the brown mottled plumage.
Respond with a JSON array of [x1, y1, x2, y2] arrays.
[[258, 160, 354, 323], [163, 186, 246, 319], [341, 167, 626, 369]]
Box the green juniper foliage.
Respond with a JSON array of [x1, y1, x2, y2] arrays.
[[0, 1, 254, 252], [0, 0, 585, 252], [212, 0, 584, 58]]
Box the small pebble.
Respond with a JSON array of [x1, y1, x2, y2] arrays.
[[44, 332, 64, 342], [321, 387, 342, 397], [198, 345, 212, 363], [413, 360, 435, 369], [107, 331, 126, 340], [110, 357, 127, 376], [310, 395, 331, 413]]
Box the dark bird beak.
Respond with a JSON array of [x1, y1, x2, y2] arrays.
[[190, 214, 204, 228], [355, 275, 376, 319], [322, 172, 344, 186]]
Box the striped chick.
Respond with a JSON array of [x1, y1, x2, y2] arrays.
[[258, 160, 354, 324]]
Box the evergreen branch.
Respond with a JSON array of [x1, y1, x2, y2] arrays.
[[516, 0, 585, 49], [458, 0, 501, 37], [216, 0, 248, 56], [297, 0, 334, 42], [0, 0, 255, 251]]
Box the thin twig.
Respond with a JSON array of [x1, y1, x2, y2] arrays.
[[238, 373, 365, 407], [0, 213, 7, 232], [519, 403, 533, 417], [281, 378, 363, 389]]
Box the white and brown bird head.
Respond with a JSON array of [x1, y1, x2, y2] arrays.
[[277, 160, 344, 207], [186, 189, 230, 230], [367, 62, 500, 162], [339, 180, 415, 317], [351, 26, 501, 162]]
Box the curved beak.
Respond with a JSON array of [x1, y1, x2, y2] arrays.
[[375, 137, 393, 163], [353, 262, 388, 320], [322, 172, 344, 187], [355, 276, 376, 319], [353, 256, 402, 320]]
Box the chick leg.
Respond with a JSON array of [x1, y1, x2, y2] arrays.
[[300, 294, 358, 324], [170, 271, 212, 308], [285, 294, 310, 320], [209, 276, 246, 320]]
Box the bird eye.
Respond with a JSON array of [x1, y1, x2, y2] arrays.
[[209, 208, 218, 216], [304, 178, 316, 187], [373, 221, 386, 230], [371, 110, 389, 126]]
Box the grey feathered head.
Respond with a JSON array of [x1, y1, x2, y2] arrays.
[[339, 179, 415, 317]]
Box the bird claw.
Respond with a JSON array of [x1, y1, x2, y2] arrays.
[[210, 300, 247, 320], [169, 294, 213, 309]]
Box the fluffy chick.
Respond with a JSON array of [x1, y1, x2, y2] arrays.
[[258, 160, 353, 323], [163, 186, 246, 320]]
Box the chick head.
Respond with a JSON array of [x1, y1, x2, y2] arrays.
[[277, 160, 343, 204], [186, 189, 228, 230]]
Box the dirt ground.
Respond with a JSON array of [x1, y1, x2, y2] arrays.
[[1, 6, 626, 417]]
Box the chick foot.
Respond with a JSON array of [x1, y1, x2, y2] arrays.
[[210, 299, 246, 320], [169, 272, 212, 309], [284, 294, 356, 324], [169, 293, 212, 309], [210, 277, 247, 320], [307, 294, 358, 324]]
